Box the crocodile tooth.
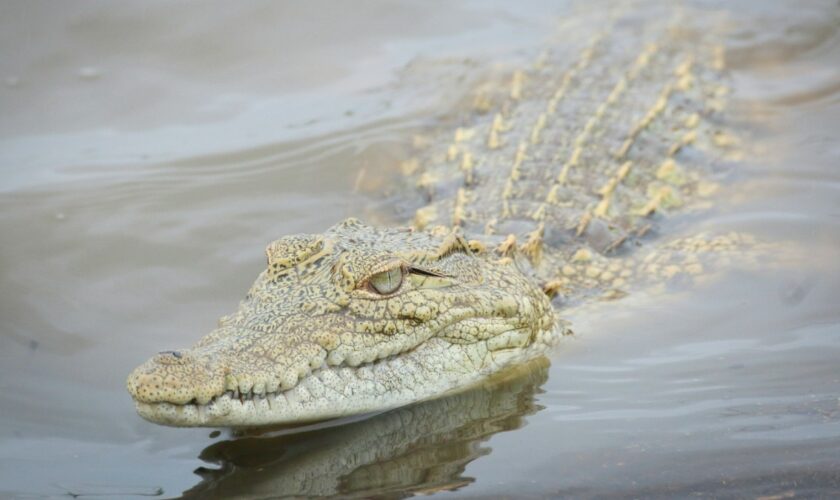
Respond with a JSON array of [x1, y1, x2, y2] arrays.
[[345, 352, 363, 367], [363, 350, 378, 364], [278, 372, 299, 391], [238, 380, 254, 395], [376, 344, 393, 358], [297, 365, 311, 380], [309, 358, 324, 370], [326, 350, 344, 366]]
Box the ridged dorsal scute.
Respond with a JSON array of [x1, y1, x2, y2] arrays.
[[435, 231, 472, 259], [265, 234, 326, 274], [333, 217, 365, 231]]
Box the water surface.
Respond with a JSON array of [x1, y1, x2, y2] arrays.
[[1, 1, 839, 498]]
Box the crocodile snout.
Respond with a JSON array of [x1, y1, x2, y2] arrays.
[[126, 349, 225, 405]]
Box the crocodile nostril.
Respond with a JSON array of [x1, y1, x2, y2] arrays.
[[159, 350, 183, 359]]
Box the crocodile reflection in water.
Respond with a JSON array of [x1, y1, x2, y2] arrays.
[[179, 359, 548, 499]]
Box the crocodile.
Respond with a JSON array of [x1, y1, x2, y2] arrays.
[[127, 4, 748, 427]]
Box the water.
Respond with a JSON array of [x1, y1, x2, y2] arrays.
[[1, 1, 839, 498]]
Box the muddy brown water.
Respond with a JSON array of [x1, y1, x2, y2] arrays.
[[2, 1, 840, 498]]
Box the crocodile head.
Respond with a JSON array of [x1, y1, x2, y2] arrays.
[[127, 218, 556, 427]]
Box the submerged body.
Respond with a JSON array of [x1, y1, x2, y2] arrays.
[[127, 4, 742, 427]]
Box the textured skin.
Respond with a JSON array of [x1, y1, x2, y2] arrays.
[[127, 4, 741, 427]]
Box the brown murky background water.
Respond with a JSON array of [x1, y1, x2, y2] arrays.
[[1, 1, 839, 498]]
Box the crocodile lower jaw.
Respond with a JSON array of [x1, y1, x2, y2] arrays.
[[134, 334, 557, 427]]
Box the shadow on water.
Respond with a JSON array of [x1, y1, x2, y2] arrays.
[[178, 358, 549, 499]]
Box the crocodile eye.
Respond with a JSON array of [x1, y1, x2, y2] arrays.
[[368, 267, 403, 295]]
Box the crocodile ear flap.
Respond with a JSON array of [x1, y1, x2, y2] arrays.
[[265, 235, 325, 272]]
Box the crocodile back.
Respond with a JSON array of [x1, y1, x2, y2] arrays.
[[405, 3, 737, 301]]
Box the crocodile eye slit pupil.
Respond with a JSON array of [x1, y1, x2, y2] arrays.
[[369, 267, 403, 295]]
